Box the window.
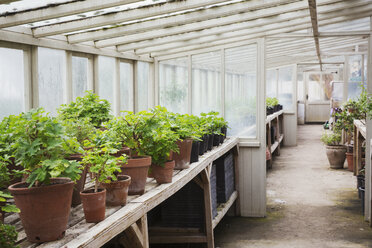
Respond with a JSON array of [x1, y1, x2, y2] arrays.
[[225, 45, 257, 138], [297, 71, 304, 101], [72, 56, 88, 100], [278, 66, 294, 111], [266, 69, 277, 98], [120, 62, 134, 112], [98, 56, 115, 109], [159, 57, 188, 114], [0, 47, 25, 119], [38, 47, 65, 115], [192, 51, 221, 115], [137, 61, 150, 112]]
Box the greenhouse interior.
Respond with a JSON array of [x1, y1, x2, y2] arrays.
[[0, 0, 371, 247]]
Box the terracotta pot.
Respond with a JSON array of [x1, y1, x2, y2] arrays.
[[152, 161, 175, 184], [325, 145, 347, 169], [346, 152, 354, 172], [174, 139, 193, 170], [101, 175, 131, 206], [207, 134, 214, 151], [120, 156, 151, 195], [80, 188, 106, 223], [190, 141, 200, 163], [8, 178, 74, 243], [66, 154, 87, 207], [112, 146, 130, 157]]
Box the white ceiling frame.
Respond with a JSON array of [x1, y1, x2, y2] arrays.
[[142, 5, 372, 57], [267, 31, 371, 38], [68, 0, 310, 44], [32, 0, 231, 37], [150, 9, 372, 58], [99, 0, 368, 48], [0, 0, 143, 28]]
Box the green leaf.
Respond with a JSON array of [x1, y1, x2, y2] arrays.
[[2, 204, 20, 213]]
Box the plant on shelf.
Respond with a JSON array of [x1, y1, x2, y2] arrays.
[[58, 91, 112, 128], [320, 130, 346, 169], [80, 130, 127, 222], [0, 161, 20, 223], [7, 108, 83, 243], [0, 223, 19, 248]]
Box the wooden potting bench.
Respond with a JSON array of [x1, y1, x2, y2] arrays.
[[353, 120, 366, 176], [6, 137, 240, 248], [266, 110, 284, 168]]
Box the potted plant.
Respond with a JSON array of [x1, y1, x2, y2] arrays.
[[80, 131, 126, 222], [58, 91, 112, 128], [107, 111, 154, 195], [7, 108, 82, 243], [320, 130, 346, 169], [0, 223, 19, 248]]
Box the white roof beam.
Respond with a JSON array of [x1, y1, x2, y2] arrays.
[[0, 0, 143, 28], [267, 31, 371, 38], [68, 0, 309, 44], [32, 0, 230, 37], [308, 0, 322, 70]]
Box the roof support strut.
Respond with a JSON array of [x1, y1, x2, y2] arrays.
[[308, 0, 322, 70]]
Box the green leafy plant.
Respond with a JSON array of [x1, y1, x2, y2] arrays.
[[200, 111, 228, 135], [10, 108, 82, 187], [81, 129, 127, 192], [0, 190, 19, 214], [266, 97, 279, 107], [58, 91, 112, 128], [60, 118, 96, 149], [0, 223, 19, 248], [321, 131, 342, 146]]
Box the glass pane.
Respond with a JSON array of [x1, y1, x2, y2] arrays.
[[278, 66, 293, 110], [98, 56, 115, 109], [266, 69, 277, 98], [297, 71, 304, 101], [0, 47, 24, 119], [348, 82, 366, 100], [159, 57, 188, 114], [38, 47, 65, 115], [120, 62, 134, 112], [349, 55, 362, 82], [225, 44, 257, 138], [72, 56, 88, 100], [364, 54, 367, 84], [307, 74, 330, 101], [192, 51, 221, 115], [137, 61, 149, 111], [332, 81, 343, 101]]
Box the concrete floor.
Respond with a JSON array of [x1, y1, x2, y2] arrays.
[[215, 125, 372, 248]]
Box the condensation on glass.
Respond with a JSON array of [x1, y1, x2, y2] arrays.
[[159, 57, 188, 114], [266, 69, 277, 98], [98, 56, 115, 109], [120, 62, 134, 112], [348, 55, 365, 100], [72, 56, 88, 99], [278, 66, 294, 111], [137, 61, 150, 111], [192, 51, 221, 115], [0, 47, 24, 119], [38, 47, 65, 116], [225, 44, 257, 138]]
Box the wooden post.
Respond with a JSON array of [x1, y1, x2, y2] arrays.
[[200, 166, 215, 248]]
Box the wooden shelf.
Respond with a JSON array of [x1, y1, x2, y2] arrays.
[[270, 134, 284, 154], [212, 191, 238, 229], [266, 110, 283, 124]]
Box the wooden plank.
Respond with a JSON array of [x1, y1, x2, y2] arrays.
[[212, 191, 238, 229], [266, 110, 284, 124], [149, 234, 207, 244], [201, 168, 214, 248]]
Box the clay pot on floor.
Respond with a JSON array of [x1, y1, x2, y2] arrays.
[[80, 188, 106, 223], [120, 156, 151, 195], [66, 154, 87, 207], [152, 161, 175, 184], [325, 145, 347, 169], [190, 141, 200, 163], [174, 139, 193, 170], [101, 175, 131, 206], [8, 178, 74, 243], [346, 152, 354, 172]]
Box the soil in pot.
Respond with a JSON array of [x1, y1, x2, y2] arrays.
[[66, 154, 87, 207], [325, 145, 347, 169], [346, 152, 354, 172], [213, 134, 220, 147], [8, 178, 74, 243], [152, 160, 175, 184], [101, 175, 131, 206], [207, 134, 214, 151], [174, 139, 193, 170], [80, 188, 106, 223], [190, 141, 200, 163], [120, 156, 151, 195]]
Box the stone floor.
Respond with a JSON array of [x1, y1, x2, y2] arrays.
[[214, 124, 372, 248]]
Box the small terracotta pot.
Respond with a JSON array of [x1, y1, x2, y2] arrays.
[[101, 175, 131, 206], [8, 178, 74, 243], [80, 188, 106, 223], [112, 146, 130, 157], [120, 156, 151, 195], [152, 161, 175, 184], [325, 145, 346, 169], [346, 152, 354, 172], [174, 139, 193, 170]]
